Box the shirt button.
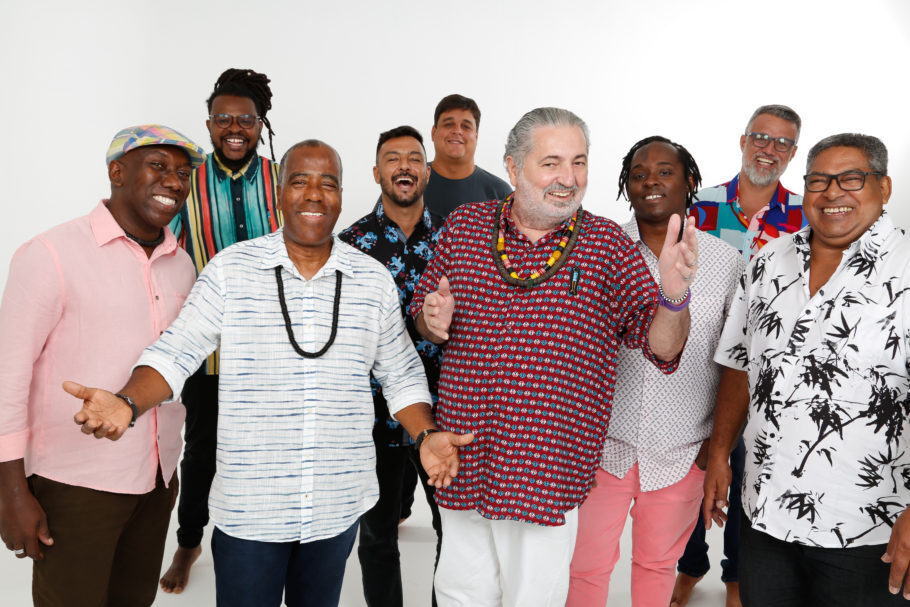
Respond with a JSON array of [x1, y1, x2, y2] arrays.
[[155, 295, 159, 300], [239, 223, 245, 229], [235, 197, 241, 202]]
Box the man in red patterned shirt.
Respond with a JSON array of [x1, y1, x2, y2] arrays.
[[410, 107, 698, 606]]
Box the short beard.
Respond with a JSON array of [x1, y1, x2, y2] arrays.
[[212, 142, 259, 173], [513, 173, 583, 231], [742, 156, 783, 187], [380, 179, 426, 208]]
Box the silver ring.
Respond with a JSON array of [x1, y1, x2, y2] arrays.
[[687, 261, 697, 267], [13, 548, 25, 555], [683, 274, 693, 282]]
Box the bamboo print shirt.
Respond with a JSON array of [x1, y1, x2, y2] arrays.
[[716, 212, 910, 548]]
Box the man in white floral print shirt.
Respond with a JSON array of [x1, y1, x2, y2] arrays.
[[704, 133, 910, 606]]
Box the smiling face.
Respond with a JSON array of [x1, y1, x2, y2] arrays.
[[803, 146, 891, 253], [108, 145, 192, 239], [374, 136, 430, 208], [207, 94, 263, 171], [626, 142, 692, 227], [431, 109, 478, 164], [278, 144, 342, 256], [740, 113, 799, 187], [506, 125, 588, 230]]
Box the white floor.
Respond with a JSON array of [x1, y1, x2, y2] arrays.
[[1, 491, 731, 606]]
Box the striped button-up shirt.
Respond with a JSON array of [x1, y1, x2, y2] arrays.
[[137, 230, 431, 542]]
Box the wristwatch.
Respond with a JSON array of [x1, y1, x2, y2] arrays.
[[114, 393, 139, 428], [413, 428, 440, 453]]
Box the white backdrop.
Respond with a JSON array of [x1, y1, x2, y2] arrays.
[[2, 0, 909, 288]]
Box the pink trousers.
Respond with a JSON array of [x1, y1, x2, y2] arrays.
[[566, 463, 704, 607]]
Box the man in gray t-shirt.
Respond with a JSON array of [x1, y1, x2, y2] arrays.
[[424, 94, 511, 218]]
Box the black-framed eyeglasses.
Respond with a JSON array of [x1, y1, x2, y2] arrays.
[[803, 170, 883, 192], [745, 131, 796, 153], [209, 113, 260, 129]]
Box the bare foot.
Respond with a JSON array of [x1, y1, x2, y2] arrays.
[[669, 572, 703, 607], [725, 581, 742, 607], [159, 545, 202, 594]]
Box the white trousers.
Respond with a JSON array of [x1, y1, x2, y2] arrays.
[[434, 506, 579, 607]]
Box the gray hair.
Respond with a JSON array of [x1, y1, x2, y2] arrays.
[[278, 139, 343, 184], [745, 104, 802, 140], [503, 107, 590, 170], [806, 133, 888, 175]]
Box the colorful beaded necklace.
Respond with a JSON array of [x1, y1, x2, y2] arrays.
[[489, 196, 582, 288]]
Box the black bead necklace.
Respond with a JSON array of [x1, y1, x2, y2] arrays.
[[123, 228, 165, 248], [274, 267, 342, 358]]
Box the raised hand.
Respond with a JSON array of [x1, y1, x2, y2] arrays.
[[657, 214, 699, 300], [421, 276, 454, 342], [64, 381, 133, 440]]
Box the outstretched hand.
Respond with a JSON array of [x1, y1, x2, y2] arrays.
[[419, 431, 474, 488], [657, 214, 699, 300], [421, 276, 453, 342], [64, 381, 133, 440]]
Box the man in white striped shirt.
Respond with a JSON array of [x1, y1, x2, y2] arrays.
[[65, 140, 473, 607]]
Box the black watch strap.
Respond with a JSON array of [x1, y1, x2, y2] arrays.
[[114, 393, 138, 428], [414, 428, 439, 453]]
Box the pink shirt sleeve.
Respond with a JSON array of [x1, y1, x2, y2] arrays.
[[0, 238, 64, 461]]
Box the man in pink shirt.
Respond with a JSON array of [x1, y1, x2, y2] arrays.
[[0, 125, 204, 606]]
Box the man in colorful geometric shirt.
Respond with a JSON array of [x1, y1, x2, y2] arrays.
[[340, 125, 444, 607], [704, 133, 909, 605], [673, 104, 807, 607], [159, 67, 283, 594], [411, 107, 700, 606]]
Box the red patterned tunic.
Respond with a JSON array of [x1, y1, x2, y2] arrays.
[[409, 200, 679, 526]]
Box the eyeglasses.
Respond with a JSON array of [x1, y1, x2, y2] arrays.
[[209, 113, 260, 129], [803, 170, 883, 192], [745, 132, 796, 153]]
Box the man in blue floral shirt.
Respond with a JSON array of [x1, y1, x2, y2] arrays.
[[339, 125, 443, 607]]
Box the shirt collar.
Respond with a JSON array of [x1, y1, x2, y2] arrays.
[[372, 199, 435, 235], [257, 230, 357, 280], [90, 200, 178, 254], [211, 152, 260, 182], [728, 173, 789, 214], [792, 210, 894, 265]]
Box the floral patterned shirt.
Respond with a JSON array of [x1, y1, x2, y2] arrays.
[[340, 201, 444, 447], [716, 211, 910, 548]]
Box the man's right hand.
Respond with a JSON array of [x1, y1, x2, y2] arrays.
[[64, 381, 133, 440], [421, 276, 454, 343], [703, 454, 732, 530], [0, 461, 53, 560]]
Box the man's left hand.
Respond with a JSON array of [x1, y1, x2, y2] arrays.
[[883, 508, 910, 599], [420, 431, 474, 488], [657, 214, 699, 300]]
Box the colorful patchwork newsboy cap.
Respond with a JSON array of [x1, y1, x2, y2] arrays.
[[106, 124, 206, 168]]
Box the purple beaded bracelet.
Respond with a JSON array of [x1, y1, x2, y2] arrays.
[[658, 284, 691, 312]]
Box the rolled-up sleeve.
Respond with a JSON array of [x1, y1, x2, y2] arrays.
[[0, 239, 63, 461]]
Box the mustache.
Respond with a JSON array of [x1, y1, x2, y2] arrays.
[[544, 183, 578, 196]]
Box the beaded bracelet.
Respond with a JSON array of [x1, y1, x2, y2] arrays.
[[658, 284, 691, 312]]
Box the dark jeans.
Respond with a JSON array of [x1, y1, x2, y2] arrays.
[[175, 369, 219, 548], [677, 435, 744, 582], [739, 514, 904, 606], [400, 458, 418, 519], [359, 438, 442, 607], [212, 522, 358, 607]]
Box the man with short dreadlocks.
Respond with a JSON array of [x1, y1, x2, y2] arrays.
[[160, 67, 283, 594]]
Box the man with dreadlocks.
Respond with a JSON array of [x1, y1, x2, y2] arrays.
[[160, 67, 283, 594], [566, 136, 742, 607]]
